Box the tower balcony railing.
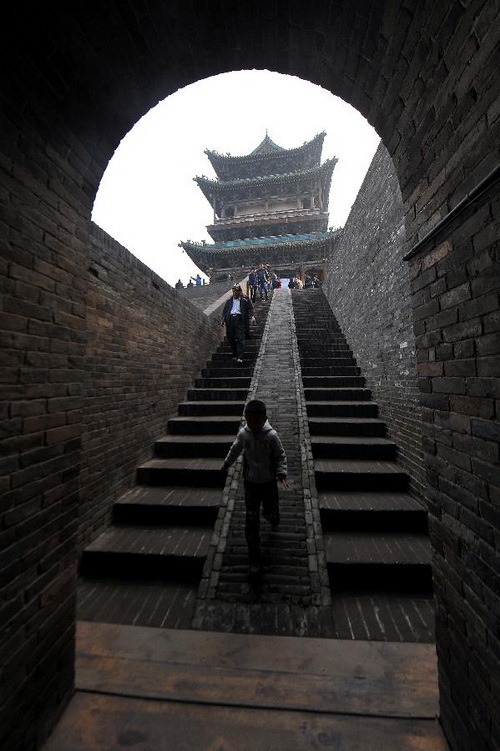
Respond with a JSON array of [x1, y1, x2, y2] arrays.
[[210, 208, 326, 227]]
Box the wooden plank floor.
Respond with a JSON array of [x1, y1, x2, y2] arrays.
[[42, 621, 449, 751]]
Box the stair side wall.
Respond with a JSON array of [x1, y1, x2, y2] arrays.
[[80, 224, 222, 550], [322, 143, 424, 498]]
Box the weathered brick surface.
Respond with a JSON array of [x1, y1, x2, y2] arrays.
[[407, 173, 500, 751], [81, 225, 222, 549], [323, 143, 425, 499], [0, 120, 88, 750]]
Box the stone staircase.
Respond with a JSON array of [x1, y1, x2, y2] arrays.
[[292, 289, 434, 642], [77, 303, 269, 628]]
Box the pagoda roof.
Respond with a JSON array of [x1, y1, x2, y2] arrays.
[[250, 134, 286, 155], [205, 132, 327, 179], [179, 230, 340, 273], [182, 231, 336, 251], [195, 158, 337, 205]]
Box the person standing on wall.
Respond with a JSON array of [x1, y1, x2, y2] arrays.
[[248, 268, 258, 302], [221, 284, 255, 363], [256, 264, 269, 301]]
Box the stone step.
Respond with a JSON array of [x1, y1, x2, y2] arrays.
[[324, 531, 432, 592], [206, 358, 255, 370], [137, 457, 226, 487], [155, 434, 234, 458], [301, 365, 361, 376], [167, 415, 241, 435], [178, 400, 244, 416], [300, 357, 356, 367], [113, 486, 220, 526], [77, 579, 198, 630], [302, 375, 365, 388], [299, 346, 352, 355], [80, 525, 212, 581], [315, 459, 408, 491], [307, 400, 379, 417], [332, 592, 435, 642], [311, 436, 397, 460], [201, 366, 253, 378], [296, 334, 346, 343], [296, 329, 343, 336], [217, 341, 261, 352], [187, 387, 249, 401], [304, 387, 372, 401], [296, 320, 340, 325], [310, 418, 387, 439], [319, 490, 427, 532], [211, 350, 258, 361], [195, 376, 252, 388]]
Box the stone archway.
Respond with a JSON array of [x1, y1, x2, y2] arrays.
[[1, 3, 499, 749]]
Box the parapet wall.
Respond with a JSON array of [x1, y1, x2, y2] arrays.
[[323, 143, 424, 498], [80, 225, 222, 548]]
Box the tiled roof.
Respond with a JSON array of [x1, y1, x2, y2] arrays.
[[250, 134, 285, 155], [205, 131, 325, 163], [195, 158, 337, 194], [179, 230, 339, 253]]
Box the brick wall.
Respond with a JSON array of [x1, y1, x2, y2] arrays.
[[0, 115, 89, 748], [407, 177, 500, 751], [323, 143, 425, 497], [178, 278, 237, 312], [80, 225, 222, 548]]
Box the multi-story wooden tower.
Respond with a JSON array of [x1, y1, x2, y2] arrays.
[[179, 132, 339, 279]]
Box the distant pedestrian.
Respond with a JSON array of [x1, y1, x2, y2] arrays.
[[220, 284, 255, 362], [256, 264, 269, 300], [248, 269, 258, 302], [221, 399, 289, 576], [175, 279, 183, 290]]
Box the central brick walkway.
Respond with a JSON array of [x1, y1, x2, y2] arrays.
[[193, 290, 334, 637]]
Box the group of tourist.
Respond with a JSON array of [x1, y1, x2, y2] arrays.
[[175, 274, 205, 289], [247, 264, 282, 302], [289, 273, 321, 289]]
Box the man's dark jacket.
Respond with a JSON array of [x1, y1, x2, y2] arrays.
[[221, 295, 252, 336]]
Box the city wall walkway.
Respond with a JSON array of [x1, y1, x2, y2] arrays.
[[193, 287, 333, 636], [43, 289, 449, 750]]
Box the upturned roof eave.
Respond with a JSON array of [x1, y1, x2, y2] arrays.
[[179, 232, 338, 255], [195, 157, 338, 197], [204, 131, 326, 171]]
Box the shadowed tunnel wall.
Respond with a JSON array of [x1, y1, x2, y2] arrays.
[[1, 3, 499, 750]]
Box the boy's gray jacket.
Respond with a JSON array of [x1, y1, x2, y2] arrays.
[[224, 420, 287, 484]]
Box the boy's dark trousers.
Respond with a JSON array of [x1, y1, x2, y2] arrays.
[[244, 479, 280, 563]]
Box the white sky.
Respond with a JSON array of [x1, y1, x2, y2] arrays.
[[92, 70, 380, 286]]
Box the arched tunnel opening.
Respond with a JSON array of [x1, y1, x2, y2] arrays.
[[1, 4, 499, 750]]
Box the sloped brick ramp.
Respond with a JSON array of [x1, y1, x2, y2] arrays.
[[42, 621, 449, 751]]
